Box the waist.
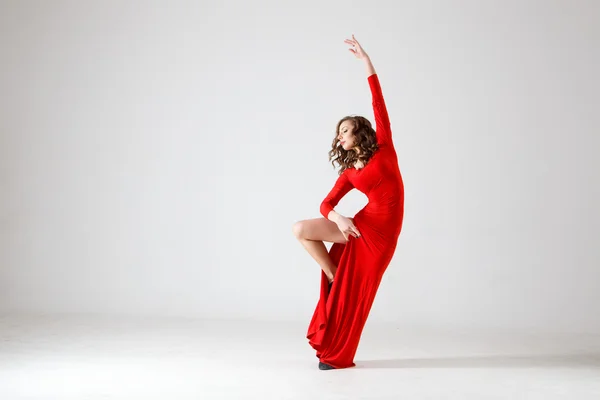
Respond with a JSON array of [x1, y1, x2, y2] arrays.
[[359, 201, 404, 219]]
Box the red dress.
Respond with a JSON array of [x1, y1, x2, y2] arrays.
[[306, 73, 404, 369]]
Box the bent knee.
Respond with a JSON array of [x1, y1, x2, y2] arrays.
[[292, 220, 305, 239]]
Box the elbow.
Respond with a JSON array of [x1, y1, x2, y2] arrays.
[[320, 202, 333, 219]]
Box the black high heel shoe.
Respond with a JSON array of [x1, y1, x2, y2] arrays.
[[318, 361, 336, 370]]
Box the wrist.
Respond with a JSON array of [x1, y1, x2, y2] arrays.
[[328, 211, 342, 224], [364, 57, 375, 75]]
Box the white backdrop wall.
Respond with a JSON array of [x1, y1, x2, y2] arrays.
[[1, 0, 599, 333]]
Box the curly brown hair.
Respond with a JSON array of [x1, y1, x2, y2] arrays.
[[328, 116, 379, 175]]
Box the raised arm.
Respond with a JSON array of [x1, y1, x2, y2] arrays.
[[367, 73, 392, 147], [345, 35, 393, 147]]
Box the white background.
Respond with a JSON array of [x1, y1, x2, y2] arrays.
[[1, 0, 599, 333]]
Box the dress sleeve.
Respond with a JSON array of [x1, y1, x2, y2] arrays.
[[368, 73, 393, 147], [320, 171, 354, 218]]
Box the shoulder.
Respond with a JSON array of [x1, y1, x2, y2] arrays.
[[337, 166, 350, 177]]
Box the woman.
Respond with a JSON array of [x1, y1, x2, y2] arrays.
[[293, 35, 405, 370]]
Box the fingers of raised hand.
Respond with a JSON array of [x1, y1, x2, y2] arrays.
[[344, 39, 363, 58], [344, 38, 358, 49], [345, 35, 361, 47]]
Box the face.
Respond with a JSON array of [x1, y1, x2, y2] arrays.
[[337, 120, 356, 151]]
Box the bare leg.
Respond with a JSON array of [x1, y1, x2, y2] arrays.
[[298, 238, 337, 282], [292, 218, 348, 283]]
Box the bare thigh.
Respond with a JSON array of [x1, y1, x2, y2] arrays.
[[293, 217, 348, 244]]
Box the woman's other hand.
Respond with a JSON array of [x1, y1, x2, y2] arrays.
[[336, 216, 361, 241]]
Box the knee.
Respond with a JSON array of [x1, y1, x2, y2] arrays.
[[292, 221, 305, 239]]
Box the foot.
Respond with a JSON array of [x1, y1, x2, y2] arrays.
[[318, 361, 336, 370]]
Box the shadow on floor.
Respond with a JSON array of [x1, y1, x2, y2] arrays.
[[356, 353, 600, 369]]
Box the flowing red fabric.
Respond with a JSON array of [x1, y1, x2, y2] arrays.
[[306, 73, 404, 369]]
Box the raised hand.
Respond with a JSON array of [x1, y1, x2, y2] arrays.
[[344, 34, 368, 60]]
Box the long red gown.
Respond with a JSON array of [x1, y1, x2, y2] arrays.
[[306, 73, 404, 369]]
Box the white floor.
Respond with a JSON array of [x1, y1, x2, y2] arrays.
[[1, 314, 599, 399]]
